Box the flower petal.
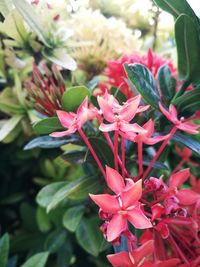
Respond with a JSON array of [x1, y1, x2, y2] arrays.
[[97, 96, 115, 122], [106, 166, 125, 194], [169, 168, 190, 188], [56, 110, 75, 128], [121, 179, 142, 208], [119, 95, 141, 121], [89, 194, 120, 213], [176, 188, 200, 205], [50, 128, 76, 137], [107, 214, 127, 242], [99, 122, 118, 132], [142, 119, 154, 137], [159, 103, 175, 123], [107, 252, 132, 267], [178, 122, 200, 134], [144, 135, 168, 145], [120, 122, 146, 133], [131, 240, 154, 264], [127, 207, 152, 229]]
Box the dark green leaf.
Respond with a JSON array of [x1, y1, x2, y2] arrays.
[[172, 132, 200, 156], [63, 206, 84, 232], [173, 88, 200, 114], [0, 115, 23, 142], [157, 65, 176, 103], [62, 150, 86, 164], [88, 137, 114, 167], [44, 230, 66, 253], [75, 216, 104, 257], [36, 182, 68, 208], [0, 233, 9, 267], [24, 136, 78, 150], [20, 252, 49, 267], [36, 207, 52, 233], [33, 117, 63, 135], [175, 14, 200, 83], [110, 87, 127, 103], [61, 86, 90, 112], [46, 176, 100, 212], [124, 63, 160, 109]]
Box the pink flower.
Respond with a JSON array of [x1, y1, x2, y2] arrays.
[[124, 119, 168, 145], [99, 49, 176, 98], [50, 97, 97, 137], [107, 240, 154, 267], [98, 94, 146, 134], [159, 103, 200, 134], [89, 166, 152, 242]]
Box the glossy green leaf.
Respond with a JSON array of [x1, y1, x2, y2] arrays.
[[124, 63, 160, 109], [110, 87, 127, 103], [36, 207, 52, 233], [24, 136, 77, 150], [13, 0, 51, 47], [0, 233, 9, 267], [62, 150, 86, 164], [20, 252, 49, 267], [153, 0, 199, 22], [33, 117, 63, 135], [63, 206, 84, 232], [172, 132, 200, 156], [44, 230, 66, 253], [175, 14, 200, 83], [0, 115, 23, 142], [157, 65, 176, 103], [173, 88, 200, 114], [88, 137, 114, 167], [76, 216, 104, 256], [36, 182, 68, 208], [61, 86, 90, 112], [47, 176, 99, 212]]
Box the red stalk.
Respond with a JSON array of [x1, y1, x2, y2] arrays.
[[78, 128, 106, 179], [142, 126, 177, 180], [138, 141, 143, 178], [172, 158, 186, 174], [114, 131, 119, 172], [121, 137, 125, 178]]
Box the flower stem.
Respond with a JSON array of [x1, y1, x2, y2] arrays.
[[114, 131, 119, 172], [142, 126, 177, 180], [78, 128, 106, 179], [172, 158, 186, 174], [121, 137, 125, 178]]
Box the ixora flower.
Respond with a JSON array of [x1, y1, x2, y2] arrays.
[[89, 166, 152, 242], [159, 103, 200, 134], [98, 94, 147, 133], [99, 49, 176, 98]]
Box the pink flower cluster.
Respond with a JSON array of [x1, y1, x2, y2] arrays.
[[50, 87, 200, 266]]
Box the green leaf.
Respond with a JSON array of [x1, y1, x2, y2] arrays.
[[46, 176, 100, 212], [24, 136, 77, 150], [62, 150, 87, 164], [110, 87, 127, 103], [76, 216, 104, 257], [63, 206, 84, 232], [33, 117, 63, 135], [0, 233, 9, 267], [36, 182, 68, 208], [172, 133, 200, 156], [173, 88, 200, 114], [20, 252, 49, 267], [157, 65, 176, 104], [88, 137, 114, 167], [44, 230, 66, 253], [153, 0, 199, 21], [36, 207, 52, 233], [124, 63, 160, 109], [13, 0, 51, 47], [43, 49, 77, 71], [61, 86, 91, 112], [175, 14, 200, 83], [0, 115, 23, 142]]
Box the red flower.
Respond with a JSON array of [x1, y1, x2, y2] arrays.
[[89, 167, 152, 242], [99, 49, 176, 98]]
